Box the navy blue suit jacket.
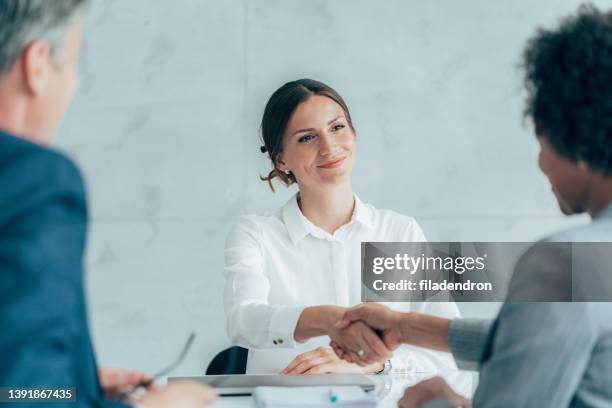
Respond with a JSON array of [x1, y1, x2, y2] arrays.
[[0, 130, 130, 407]]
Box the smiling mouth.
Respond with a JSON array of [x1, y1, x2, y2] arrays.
[[318, 157, 345, 169]]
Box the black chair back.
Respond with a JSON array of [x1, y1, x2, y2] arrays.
[[205, 346, 248, 375]]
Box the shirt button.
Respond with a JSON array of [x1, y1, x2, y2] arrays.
[[273, 340, 278, 345], [278, 339, 284, 344]]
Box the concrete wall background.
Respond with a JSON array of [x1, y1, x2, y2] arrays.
[[56, 0, 609, 375]]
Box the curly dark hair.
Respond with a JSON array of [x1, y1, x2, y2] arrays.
[[522, 4, 612, 175]]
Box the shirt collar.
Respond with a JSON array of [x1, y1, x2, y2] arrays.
[[282, 194, 310, 245], [352, 194, 375, 229], [282, 193, 374, 245]]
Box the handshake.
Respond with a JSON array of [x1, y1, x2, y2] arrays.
[[327, 303, 405, 367], [325, 303, 470, 408]]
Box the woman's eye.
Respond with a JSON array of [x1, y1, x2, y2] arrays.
[[332, 124, 345, 132], [298, 134, 315, 143]]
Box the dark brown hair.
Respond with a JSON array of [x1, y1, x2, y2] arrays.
[[260, 78, 355, 192]]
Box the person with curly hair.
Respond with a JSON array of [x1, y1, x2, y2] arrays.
[[332, 4, 612, 407], [523, 4, 612, 215]]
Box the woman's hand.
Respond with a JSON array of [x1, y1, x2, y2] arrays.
[[292, 305, 391, 366], [330, 303, 402, 365], [327, 319, 392, 366], [398, 377, 471, 408], [281, 347, 383, 375], [137, 381, 218, 408], [98, 367, 153, 400]]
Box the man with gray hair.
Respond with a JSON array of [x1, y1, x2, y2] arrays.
[[0, 1, 216, 407]]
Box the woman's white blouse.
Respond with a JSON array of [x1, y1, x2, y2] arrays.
[[224, 194, 461, 374]]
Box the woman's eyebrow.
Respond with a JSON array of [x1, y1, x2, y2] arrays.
[[291, 116, 344, 136], [292, 127, 316, 136], [327, 115, 343, 125]]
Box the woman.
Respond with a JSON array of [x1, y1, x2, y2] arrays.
[[224, 79, 460, 374]]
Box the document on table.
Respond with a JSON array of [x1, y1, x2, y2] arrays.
[[253, 386, 377, 408]]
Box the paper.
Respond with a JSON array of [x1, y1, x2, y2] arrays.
[[253, 386, 376, 408]]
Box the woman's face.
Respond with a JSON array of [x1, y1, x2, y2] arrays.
[[537, 137, 590, 215], [276, 95, 356, 190]]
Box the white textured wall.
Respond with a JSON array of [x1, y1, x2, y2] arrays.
[[56, 0, 610, 375]]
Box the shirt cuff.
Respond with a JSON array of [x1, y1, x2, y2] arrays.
[[268, 305, 305, 348], [448, 318, 494, 371]]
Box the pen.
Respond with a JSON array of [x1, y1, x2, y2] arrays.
[[328, 387, 338, 403]]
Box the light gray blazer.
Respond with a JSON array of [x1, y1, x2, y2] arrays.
[[437, 203, 612, 407]]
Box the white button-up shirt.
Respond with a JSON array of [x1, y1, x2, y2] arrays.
[[224, 194, 460, 374]]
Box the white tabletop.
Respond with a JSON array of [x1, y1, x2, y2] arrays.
[[209, 370, 475, 407]]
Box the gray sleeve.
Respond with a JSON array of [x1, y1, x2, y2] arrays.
[[506, 242, 573, 302], [472, 303, 596, 407], [448, 318, 494, 371]]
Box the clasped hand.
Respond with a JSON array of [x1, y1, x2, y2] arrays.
[[328, 303, 401, 366]]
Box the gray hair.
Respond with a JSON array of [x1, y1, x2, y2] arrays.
[[0, 0, 88, 74]]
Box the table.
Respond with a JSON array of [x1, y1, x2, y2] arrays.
[[209, 370, 475, 407]]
